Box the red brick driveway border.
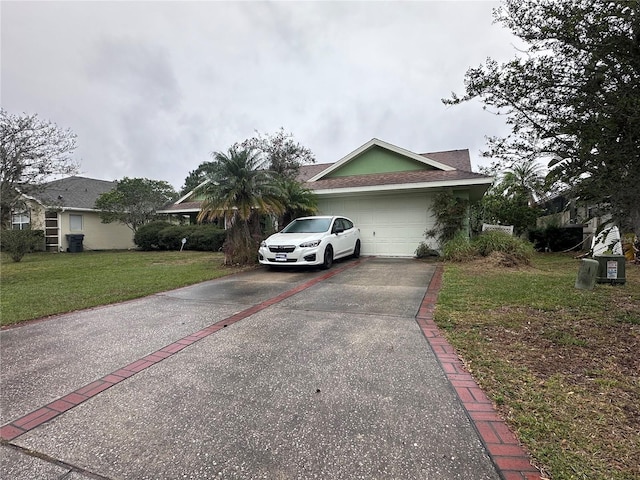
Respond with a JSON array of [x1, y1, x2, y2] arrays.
[[417, 265, 544, 480]]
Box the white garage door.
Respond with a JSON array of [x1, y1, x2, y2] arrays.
[[317, 192, 435, 256]]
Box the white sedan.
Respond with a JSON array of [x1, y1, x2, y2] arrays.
[[258, 216, 361, 269]]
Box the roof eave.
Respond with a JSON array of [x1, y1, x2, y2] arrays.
[[311, 177, 493, 196], [157, 208, 202, 214]]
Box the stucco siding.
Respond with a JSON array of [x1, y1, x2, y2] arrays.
[[58, 211, 135, 250]]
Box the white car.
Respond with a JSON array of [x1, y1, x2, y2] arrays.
[[259, 216, 361, 269]]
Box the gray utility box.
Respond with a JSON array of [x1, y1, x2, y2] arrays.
[[595, 255, 626, 285]]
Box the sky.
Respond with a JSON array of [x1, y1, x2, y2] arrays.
[[1, 0, 522, 192]]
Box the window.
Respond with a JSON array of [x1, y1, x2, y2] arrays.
[[69, 214, 83, 231], [11, 211, 30, 230], [11, 202, 30, 230]]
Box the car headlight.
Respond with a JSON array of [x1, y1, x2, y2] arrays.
[[299, 240, 321, 248]]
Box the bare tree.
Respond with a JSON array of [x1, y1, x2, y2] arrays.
[[1, 109, 78, 228]]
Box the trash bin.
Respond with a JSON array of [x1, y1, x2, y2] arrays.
[[595, 254, 626, 285], [66, 234, 84, 253]]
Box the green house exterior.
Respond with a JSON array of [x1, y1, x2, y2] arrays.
[[325, 146, 435, 178]]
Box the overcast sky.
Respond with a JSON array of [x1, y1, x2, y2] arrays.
[[2, 0, 521, 191]]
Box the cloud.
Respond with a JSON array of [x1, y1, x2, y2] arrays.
[[1, 1, 519, 189]]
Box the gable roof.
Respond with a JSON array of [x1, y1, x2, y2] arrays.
[[298, 149, 474, 183], [25, 176, 116, 210], [307, 138, 455, 182]]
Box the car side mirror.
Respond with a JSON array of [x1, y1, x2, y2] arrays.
[[334, 227, 345, 234]]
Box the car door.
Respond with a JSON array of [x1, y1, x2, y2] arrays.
[[332, 218, 355, 257]]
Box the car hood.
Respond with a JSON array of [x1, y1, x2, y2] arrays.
[[264, 232, 324, 246]]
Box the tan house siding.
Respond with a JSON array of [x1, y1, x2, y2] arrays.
[[23, 197, 135, 252], [17, 176, 136, 251], [58, 210, 135, 251]]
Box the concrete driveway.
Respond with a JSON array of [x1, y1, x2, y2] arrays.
[[1, 258, 524, 479]]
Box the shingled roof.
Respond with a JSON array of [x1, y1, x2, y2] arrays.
[[306, 168, 488, 191], [420, 149, 472, 172], [28, 176, 116, 210]]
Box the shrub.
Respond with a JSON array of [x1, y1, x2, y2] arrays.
[[425, 191, 470, 245], [473, 231, 534, 264], [140, 224, 227, 252], [186, 225, 226, 251], [441, 231, 534, 265], [134, 221, 173, 250], [0, 229, 45, 262], [442, 235, 477, 262], [158, 225, 195, 250], [415, 242, 440, 259]]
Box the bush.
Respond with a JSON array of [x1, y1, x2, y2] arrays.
[[415, 242, 440, 259], [473, 231, 534, 264], [0, 229, 45, 262], [442, 231, 534, 265], [442, 235, 477, 262], [134, 221, 173, 250], [158, 225, 193, 250], [135, 223, 226, 252], [186, 225, 226, 251]]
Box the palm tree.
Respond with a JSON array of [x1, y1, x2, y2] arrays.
[[499, 160, 546, 206], [276, 177, 318, 229], [198, 147, 284, 264]]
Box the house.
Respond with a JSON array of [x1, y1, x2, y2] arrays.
[[12, 176, 135, 252], [535, 189, 610, 250], [160, 138, 493, 257]]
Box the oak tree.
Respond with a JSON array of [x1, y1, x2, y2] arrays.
[[445, 0, 640, 235]]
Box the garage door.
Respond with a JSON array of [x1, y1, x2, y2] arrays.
[[317, 192, 435, 256]]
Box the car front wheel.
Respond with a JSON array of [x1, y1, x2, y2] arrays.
[[322, 245, 333, 269]]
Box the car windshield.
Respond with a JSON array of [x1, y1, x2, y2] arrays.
[[281, 218, 332, 233]]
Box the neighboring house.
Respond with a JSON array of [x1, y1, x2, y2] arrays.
[[13, 176, 135, 252], [161, 138, 493, 257], [536, 190, 610, 248]]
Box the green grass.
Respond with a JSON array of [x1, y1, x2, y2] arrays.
[[1, 251, 245, 326], [436, 253, 640, 480]]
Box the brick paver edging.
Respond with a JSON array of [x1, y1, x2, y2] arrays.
[[1, 259, 366, 442], [416, 264, 544, 480]]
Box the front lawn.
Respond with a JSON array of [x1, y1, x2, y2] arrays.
[[1, 251, 244, 326], [436, 253, 639, 480]]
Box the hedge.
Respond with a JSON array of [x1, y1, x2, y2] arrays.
[[134, 222, 225, 252]]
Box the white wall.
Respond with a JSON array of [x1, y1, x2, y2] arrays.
[[317, 191, 436, 256]]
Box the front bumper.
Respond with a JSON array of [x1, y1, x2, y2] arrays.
[[258, 246, 322, 266]]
